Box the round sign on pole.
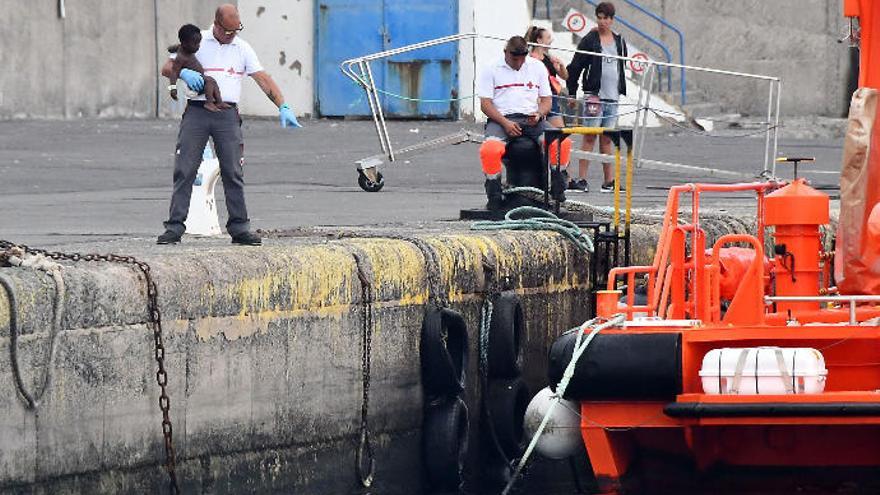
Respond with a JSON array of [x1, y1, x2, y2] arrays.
[[566, 12, 586, 34], [629, 52, 649, 73]]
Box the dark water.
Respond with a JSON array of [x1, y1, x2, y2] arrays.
[[490, 455, 880, 495]]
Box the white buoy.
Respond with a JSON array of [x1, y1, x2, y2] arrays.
[[523, 387, 582, 459], [185, 144, 222, 236]]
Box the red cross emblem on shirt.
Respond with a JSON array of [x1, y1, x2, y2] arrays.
[[526, 81, 534, 89], [227, 67, 237, 75]]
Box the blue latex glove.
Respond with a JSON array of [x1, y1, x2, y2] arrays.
[[179, 68, 205, 92], [279, 103, 302, 129]]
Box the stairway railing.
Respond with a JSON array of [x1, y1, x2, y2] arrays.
[[532, 0, 551, 19], [532, 1, 686, 102], [619, 0, 686, 104]]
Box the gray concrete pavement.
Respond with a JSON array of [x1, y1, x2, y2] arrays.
[[0, 118, 844, 248]]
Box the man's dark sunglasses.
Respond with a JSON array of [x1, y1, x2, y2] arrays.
[[217, 21, 244, 35]]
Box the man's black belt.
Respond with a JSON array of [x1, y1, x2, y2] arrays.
[[187, 100, 237, 108]]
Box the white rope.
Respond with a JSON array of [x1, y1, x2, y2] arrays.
[[501, 314, 625, 495]]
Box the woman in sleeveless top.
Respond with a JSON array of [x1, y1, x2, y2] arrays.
[[525, 26, 569, 129]]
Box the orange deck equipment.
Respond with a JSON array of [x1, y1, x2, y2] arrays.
[[764, 178, 829, 313], [549, 180, 880, 494]]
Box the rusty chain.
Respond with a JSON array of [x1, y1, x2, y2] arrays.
[[323, 232, 446, 308], [406, 237, 446, 309], [352, 252, 375, 488], [0, 240, 180, 494]]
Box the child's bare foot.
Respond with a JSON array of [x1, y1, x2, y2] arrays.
[[216, 102, 231, 110], [204, 101, 221, 112]]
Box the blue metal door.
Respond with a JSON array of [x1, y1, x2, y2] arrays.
[[383, 0, 458, 118], [315, 0, 458, 118], [316, 0, 385, 117]]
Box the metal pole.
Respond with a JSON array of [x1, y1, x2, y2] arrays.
[[765, 295, 880, 303], [364, 61, 394, 162], [359, 61, 389, 157], [763, 79, 774, 176], [635, 64, 656, 170], [772, 79, 782, 177], [679, 46, 686, 104], [850, 301, 857, 325], [631, 63, 649, 173]]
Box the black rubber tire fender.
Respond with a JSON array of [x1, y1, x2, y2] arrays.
[[486, 377, 531, 461], [487, 292, 524, 378], [423, 396, 469, 492], [420, 307, 469, 395], [547, 331, 682, 400]]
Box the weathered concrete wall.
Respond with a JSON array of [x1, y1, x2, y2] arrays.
[[0, 1, 312, 120], [2, 0, 851, 119], [1, 0, 157, 119], [653, 0, 849, 117], [552, 0, 851, 117], [0, 0, 222, 119], [0, 230, 593, 493]]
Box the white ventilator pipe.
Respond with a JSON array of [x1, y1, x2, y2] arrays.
[[185, 144, 222, 236]]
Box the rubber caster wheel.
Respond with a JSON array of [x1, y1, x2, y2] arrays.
[[357, 169, 385, 192]]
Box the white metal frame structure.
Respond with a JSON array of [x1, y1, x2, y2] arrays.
[[340, 33, 782, 189]]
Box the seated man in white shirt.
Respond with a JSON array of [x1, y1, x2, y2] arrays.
[[476, 36, 571, 210]]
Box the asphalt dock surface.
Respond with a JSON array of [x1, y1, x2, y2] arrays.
[[0, 118, 844, 248]]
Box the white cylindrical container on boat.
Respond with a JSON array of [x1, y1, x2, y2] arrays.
[[699, 347, 827, 395]]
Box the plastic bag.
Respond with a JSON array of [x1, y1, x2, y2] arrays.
[[584, 94, 601, 117], [835, 88, 880, 294]]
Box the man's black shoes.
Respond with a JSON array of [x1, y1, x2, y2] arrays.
[[156, 230, 182, 245], [158, 230, 261, 245], [231, 231, 262, 246]]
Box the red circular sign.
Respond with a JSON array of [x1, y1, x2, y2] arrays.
[[566, 13, 586, 33], [629, 52, 649, 73]]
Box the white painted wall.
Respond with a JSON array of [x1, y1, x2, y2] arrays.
[[459, 0, 532, 121], [237, 0, 314, 117], [218, 0, 534, 119]]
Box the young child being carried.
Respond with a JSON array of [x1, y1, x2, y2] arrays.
[[168, 24, 229, 112]]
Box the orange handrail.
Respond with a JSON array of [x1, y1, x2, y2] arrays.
[[711, 234, 766, 326], [610, 181, 781, 321]]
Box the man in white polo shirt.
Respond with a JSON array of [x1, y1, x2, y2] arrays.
[[476, 36, 569, 210], [157, 3, 301, 246]]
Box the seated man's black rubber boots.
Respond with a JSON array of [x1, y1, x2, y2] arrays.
[[550, 168, 567, 202], [485, 178, 504, 210]]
